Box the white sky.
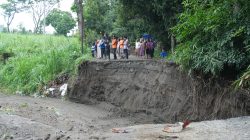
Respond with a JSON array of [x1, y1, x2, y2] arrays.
[[0, 0, 75, 33]]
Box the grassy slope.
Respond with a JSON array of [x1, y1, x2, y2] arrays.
[[0, 33, 91, 94]]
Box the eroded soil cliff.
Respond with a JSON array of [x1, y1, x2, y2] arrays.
[[69, 60, 250, 122]]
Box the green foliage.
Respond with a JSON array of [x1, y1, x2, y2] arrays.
[[118, 0, 182, 45], [0, 33, 91, 94], [85, 29, 99, 45], [234, 65, 250, 89], [84, 0, 108, 33], [172, 0, 250, 78], [83, 0, 151, 42], [84, 0, 118, 36], [45, 9, 76, 36]]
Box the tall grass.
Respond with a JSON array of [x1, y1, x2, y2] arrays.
[[0, 33, 91, 94]]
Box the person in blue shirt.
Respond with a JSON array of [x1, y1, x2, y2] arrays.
[[160, 49, 167, 58]]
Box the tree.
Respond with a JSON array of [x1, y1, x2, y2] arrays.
[[84, 0, 112, 34], [17, 23, 28, 34], [45, 9, 75, 36], [108, 0, 182, 47], [172, 0, 250, 78], [0, 0, 28, 32], [28, 0, 60, 34], [72, 0, 84, 54]]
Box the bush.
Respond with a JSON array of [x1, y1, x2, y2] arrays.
[[172, 0, 250, 79]]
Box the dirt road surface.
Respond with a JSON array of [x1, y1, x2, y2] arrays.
[[0, 94, 133, 140], [0, 94, 250, 140]]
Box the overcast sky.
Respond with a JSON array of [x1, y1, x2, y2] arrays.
[[0, 0, 74, 33]]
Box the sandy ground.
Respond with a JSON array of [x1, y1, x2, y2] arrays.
[[102, 117, 250, 140], [0, 94, 133, 140], [0, 94, 250, 140]]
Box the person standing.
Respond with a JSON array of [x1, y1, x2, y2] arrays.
[[148, 39, 154, 59], [117, 38, 120, 57], [91, 43, 96, 58], [123, 37, 129, 59], [152, 40, 157, 58], [140, 39, 145, 58], [105, 40, 111, 60], [135, 39, 140, 57], [145, 40, 153, 59], [99, 39, 106, 59], [96, 40, 102, 58], [112, 36, 118, 60], [119, 37, 124, 58]]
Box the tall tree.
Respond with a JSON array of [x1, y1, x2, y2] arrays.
[[28, 0, 60, 34], [117, 0, 182, 47], [73, 0, 84, 54], [0, 0, 28, 32], [45, 9, 75, 36], [84, 0, 111, 34]]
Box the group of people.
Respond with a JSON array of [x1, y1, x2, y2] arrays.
[[135, 38, 156, 59], [91, 35, 129, 60], [91, 35, 161, 60]]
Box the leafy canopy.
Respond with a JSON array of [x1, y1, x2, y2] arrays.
[[45, 9, 76, 36], [172, 0, 250, 78]]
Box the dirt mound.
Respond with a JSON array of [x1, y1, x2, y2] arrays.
[[68, 60, 250, 122]]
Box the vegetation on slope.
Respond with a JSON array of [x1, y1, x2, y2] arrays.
[[171, 0, 250, 88], [0, 33, 91, 94]]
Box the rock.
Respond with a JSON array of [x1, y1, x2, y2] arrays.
[[68, 126, 73, 131], [15, 91, 23, 95], [44, 87, 60, 98], [59, 84, 68, 97], [45, 134, 51, 140], [163, 122, 183, 133], [89, 136, 100, 140], [158, 135, 178, 139]]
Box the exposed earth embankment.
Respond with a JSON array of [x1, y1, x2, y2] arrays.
[[69, 60, 250, 122]]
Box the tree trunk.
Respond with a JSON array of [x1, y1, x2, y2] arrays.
[[7, 24, 10, 32], [171, 35, 175, 54], [74, 0, 84, 54]]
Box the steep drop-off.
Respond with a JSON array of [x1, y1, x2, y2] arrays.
[[68, 60, 250, 122]]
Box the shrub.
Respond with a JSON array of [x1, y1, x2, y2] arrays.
[[172, 0, 250, 80]]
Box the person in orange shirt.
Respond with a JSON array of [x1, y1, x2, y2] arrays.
[[119, 37, 124, 58], [112, 35, 118, 60]]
